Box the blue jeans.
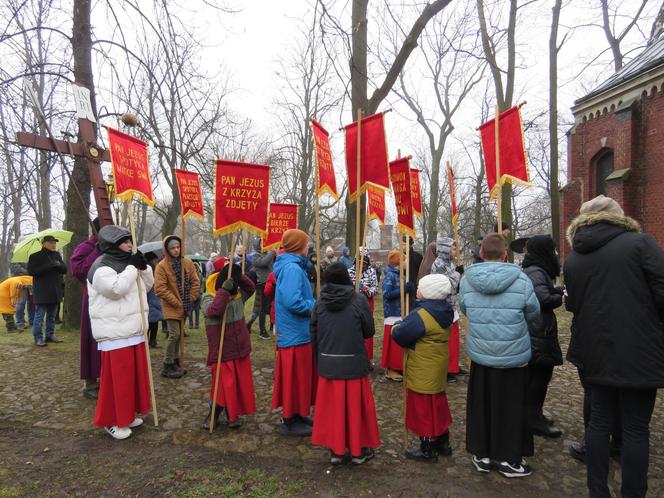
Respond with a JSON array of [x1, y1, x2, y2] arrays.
[[33, 304, 57, 342], [15, 288, 34, 326]]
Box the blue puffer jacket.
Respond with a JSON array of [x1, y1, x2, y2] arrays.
[[382, 265, 411, 317], [459, 262, 540, 368], [147, 288, 163, 323], [273, 252, 316, 348]]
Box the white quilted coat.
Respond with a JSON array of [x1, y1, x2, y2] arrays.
[[88, 265, 154, 343]]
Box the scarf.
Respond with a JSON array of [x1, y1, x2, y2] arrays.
[[430, 235, 460, 307], [87, 226, 133, 283], [171, 257, 192, 315]]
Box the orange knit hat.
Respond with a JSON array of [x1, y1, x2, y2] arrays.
[[388, 249, 401, 266], [281, 229, 309, 253]]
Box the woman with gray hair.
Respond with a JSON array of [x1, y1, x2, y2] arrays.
[[430, 235, 463, 380]]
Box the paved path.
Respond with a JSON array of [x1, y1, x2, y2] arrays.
[[0, 308, 662, 496]]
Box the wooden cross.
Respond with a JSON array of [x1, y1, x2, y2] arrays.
[[15, 85, 114, 227]]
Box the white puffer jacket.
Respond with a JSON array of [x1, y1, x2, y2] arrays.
[[88, 264, 154, 344]]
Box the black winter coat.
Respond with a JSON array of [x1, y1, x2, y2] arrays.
[[27, 248, 67, 305], [523, 265, 563, 367], [564, 211, 664, 389], [310, 283, 375, 380]]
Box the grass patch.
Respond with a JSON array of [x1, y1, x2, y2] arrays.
[[166, 467, 303, 498]]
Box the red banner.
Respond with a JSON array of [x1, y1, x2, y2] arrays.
[[311, 119, 338, 200], [174, 169, 204, 221], [479, 106, 530, 198], [107, 127, 154, 206], [389, 157, 415, 238], [214, 160, 271, 237], [344, 112, 390, 202], [410, 168, 423, 218], [447, 163, 458, 228], [367, 184, 386, 225], [262, 203, 299, 252]]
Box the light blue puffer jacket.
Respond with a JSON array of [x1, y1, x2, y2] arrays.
[[273, 252, 316, 348], [459, 262, 540, 368]]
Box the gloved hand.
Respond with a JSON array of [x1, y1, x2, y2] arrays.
[[222, 279, 236, 291], [455, 265, 465, 275], [129, 251, 148, 271]]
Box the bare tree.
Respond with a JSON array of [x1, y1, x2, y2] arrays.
[[272, 12, 341, 235], [319, 0, 452, 251], [390, 4, 485, 246], [600, 0, 649, 71], [549, 0, 563, 244]]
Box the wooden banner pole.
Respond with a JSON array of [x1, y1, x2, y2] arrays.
[[398, 234, 408, 449], [241, 230, 247, 274], [405, 236, 411, 315], [495, 105, 502, 233], [179, 215, 186, 373], [210, 231, 238, 433], [128, 199, 158, 426], [448, 161, 463, 267], [354, 108, 362, 292]]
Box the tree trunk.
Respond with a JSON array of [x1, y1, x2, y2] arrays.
[[345, 0, 369, 253], [549, 0, 562, 244], [426, 149, 443, 245], [63, 0, 96, 329]]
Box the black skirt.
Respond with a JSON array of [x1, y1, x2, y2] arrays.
[[465, 362, 534, 463]]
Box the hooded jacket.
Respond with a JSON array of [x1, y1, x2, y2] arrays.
[[87, 226, 154, 346], [430, 235, 461, 308], [391, 299, 454, 394], [310, 283, 374, 379], [459, 262, 539, 368], [382, 265, 412, 318], [339, 246, 353, 269], [273, 252, 316, 348], [252, 249, 276, 284], [564, 211, 664, 388], [153, 235, 201, 320]]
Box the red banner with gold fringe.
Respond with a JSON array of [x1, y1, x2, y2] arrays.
[[367, 184, 386, 225], [389, 157, 415, 237], [344, 112, 390, 202], [410, 168, 422, 218], [479, 106, 530, 198], [214, 160, 270, 237], [311, 119, 338, 200], [174, 169, 204, 221], [262, 203, 299, 252], [447, 163, 458, 228], [107, 127, 154, 206]]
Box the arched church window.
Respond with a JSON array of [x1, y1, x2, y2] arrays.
[[596, 150, 614, 196]]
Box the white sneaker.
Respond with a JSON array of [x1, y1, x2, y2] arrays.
[[128, 417, 144, 428], [104, 426, 132, 440]]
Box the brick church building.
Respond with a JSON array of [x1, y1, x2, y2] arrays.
[[560, 37, 664, 259]]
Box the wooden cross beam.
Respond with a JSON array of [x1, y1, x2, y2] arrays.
[[15, 115, 114, 228]]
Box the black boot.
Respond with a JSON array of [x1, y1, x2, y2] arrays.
[[405, 437, 438, 463], [433, 432, 452, 456], [173, 358, 187, 375], [161, 363, 183, 379], [202, 405, 222, 430]]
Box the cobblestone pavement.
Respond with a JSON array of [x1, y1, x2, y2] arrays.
[[0, 304, 663, 497]]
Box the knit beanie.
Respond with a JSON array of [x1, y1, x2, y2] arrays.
[[388, 249, 401, 266], [580, 194, 624, 216], [324, 262, 352, 286], [418, 274, 451, 300], [167, 237, 180, 250], [281, 229, 309, 253]]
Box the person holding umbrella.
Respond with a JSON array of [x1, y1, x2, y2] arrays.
[[28, 235, 67, 347]]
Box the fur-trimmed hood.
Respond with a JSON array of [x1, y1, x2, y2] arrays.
[[566, 211, 641, 255]]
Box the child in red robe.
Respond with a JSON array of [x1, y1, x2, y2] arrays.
[[311, 262, 380, 464], [201, 263, 256, 430], [391, 274, 454, 462]]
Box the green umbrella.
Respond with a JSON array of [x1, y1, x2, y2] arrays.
[[11, 229, 74, 263]]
